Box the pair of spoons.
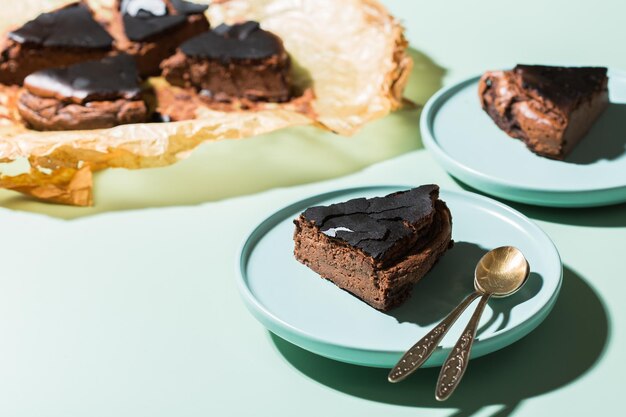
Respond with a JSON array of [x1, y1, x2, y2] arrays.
[[388, 246, 530, 401]]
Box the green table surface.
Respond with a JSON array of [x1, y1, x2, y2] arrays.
[[1, 1, 625, 416]]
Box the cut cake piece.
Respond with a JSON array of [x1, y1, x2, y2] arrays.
[[18, 54, 148, 130], [478, 65, 609, 160], [293, 185, 453, 311], [0, 2, 114, 85], [105, 0, 210, 76], [160, 21, 291, 105]]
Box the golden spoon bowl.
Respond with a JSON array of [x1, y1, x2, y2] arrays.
[[474, 246, 530, 297]]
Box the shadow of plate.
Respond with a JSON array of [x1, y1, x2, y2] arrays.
[[270, 266, 609, 417], [452, 178, 626, 228]]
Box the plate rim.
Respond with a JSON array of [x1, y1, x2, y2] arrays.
[[235, 185, 563, 367], [421, 70, 626, 207]]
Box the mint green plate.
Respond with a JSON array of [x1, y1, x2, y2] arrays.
[[237, 186, 562, 368], [422, 70, 626, 207]]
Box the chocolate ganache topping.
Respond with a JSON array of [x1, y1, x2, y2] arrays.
[[121, 0, 185, 41], [180, 21, 283, 62], [515, 65, 608, 110], [8, 3, 113, 49], [170, 0, 208, 15], [24, 54, 142, 104], [302, 185, 439, 260]]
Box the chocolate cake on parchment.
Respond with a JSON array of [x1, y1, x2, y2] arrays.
[[18, 54, 148, 130], [479, 65, 609, 160], [293, 185, 453, 311], [106, 0, 210, 76], [0, 2, 114, 85], [161, 21, 291, 104]]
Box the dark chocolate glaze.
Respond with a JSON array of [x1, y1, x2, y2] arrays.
[[515, 65, 608, 110], [302, 185, 439, 260], [123, 13, 186, 41], [180, 21, 283, 61], [8, 3, 113, 49], [171, 0, 208, 15], [121, 0, 207, 41], [24, 54, 142, 103]]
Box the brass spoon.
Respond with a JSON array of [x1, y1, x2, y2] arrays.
[[388, 246, 530, 400]]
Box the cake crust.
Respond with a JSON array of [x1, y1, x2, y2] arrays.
[[18, 92, 148, 131]]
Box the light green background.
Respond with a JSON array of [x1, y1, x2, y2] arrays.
[[0, 1, 624, 416]]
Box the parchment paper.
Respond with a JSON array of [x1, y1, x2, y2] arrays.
[[0, 0, 412, 205]]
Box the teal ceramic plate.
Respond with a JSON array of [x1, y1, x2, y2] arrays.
[[237, 186, 562, 368], [422, 70, 626, 207]]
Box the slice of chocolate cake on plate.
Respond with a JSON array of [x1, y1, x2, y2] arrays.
[[293, 185, 453, 311], [107, 0, 210, 76], [18, 54, 148, 130], [161, 21, 291, 104], [0, 2, 114, 85], [479, 65, 609, 160]]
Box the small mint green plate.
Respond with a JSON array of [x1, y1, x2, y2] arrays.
[[422, 70, 626, 207], [237, 186, 562, 368]]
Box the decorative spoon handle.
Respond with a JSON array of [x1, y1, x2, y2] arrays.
[[388, 291, 481, 383], [435, 293, 491, 401]]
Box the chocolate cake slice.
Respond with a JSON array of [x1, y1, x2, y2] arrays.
[[293, 185, 453, 311], [479, 65, 609, 160], [107, 0, 210, 76], [0, 3, 114, 85], [161, 21, 291, 104], [18, 54, 148, 131]]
